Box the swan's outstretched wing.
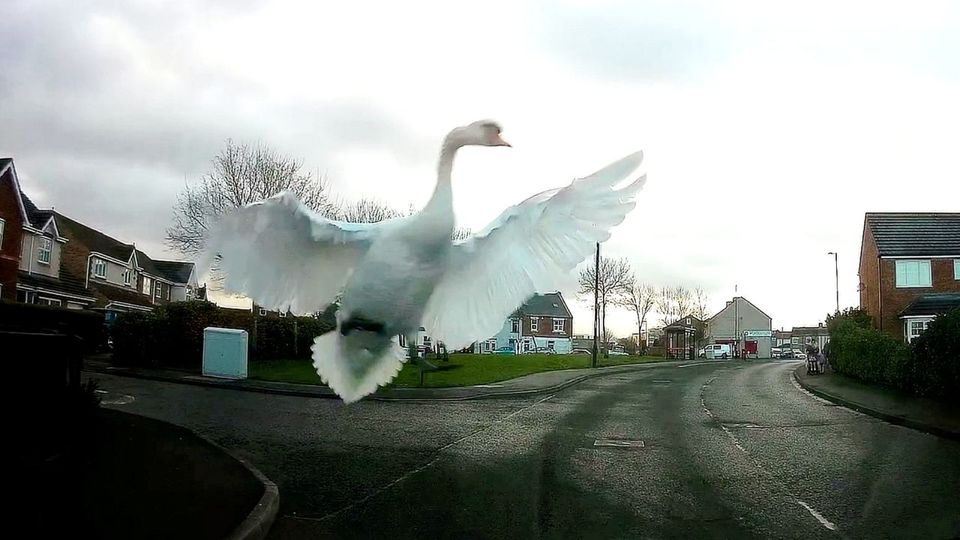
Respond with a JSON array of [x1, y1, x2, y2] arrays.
[[421, 151, 645, 349], [203, 191, 404, 315]]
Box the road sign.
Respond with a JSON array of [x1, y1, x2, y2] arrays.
[[742, 330, 772, 338]]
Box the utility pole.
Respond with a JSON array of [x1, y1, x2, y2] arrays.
[[592, 242, 600, 368], [827, 252, 839, 313]]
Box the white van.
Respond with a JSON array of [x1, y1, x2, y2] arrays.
[[704, 344, 732, 359]]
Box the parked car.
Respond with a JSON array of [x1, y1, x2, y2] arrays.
[[792, 349, 806, 358], [571, 348, 592, 355], [494, 346, 515, 355], [608, 350, 628, 356], [533, 347, 556, 355]]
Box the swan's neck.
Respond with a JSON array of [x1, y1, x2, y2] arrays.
[[424, 137, 459, 217]]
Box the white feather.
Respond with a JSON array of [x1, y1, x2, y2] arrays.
[[311, 331, 407, 404], [203, 191, 406, 315], [421, 151, 645, 350]]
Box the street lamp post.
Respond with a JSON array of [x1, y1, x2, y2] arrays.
[[827, 251, 839, 314]]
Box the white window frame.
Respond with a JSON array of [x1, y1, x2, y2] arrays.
[[38, 296, 61, 307], [259, 307, 267, 316], [553, 318, 564, 333], [37, 237, 52, 264], [904, 317, 933, 343], [955, 259, 960, 280], [530, 318, 539, 332], [122, 269, 131, 286], [895, 259, 932, 288], [511, 318, 519, 333], [279, 310, 287, 318], [92, 258, 107, 278], [154, 281, 162, 298], [142, 276, 151, 294], [0, 218, 5, 251]]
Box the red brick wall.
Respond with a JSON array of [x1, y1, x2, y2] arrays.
[[0, 171, 24, 300], [877, 257, 960, 338], [523, 315, 570, 337], [858, 223, 880, 329]]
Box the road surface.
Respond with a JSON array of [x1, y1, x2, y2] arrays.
[[92, 359, 960, 538]]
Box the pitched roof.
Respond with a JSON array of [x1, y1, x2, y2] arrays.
[[664, 315, 703, 330], [899, 293, 960, 317], [512, 292, 573, 318], [152, 260, 194, 283], [53, 211, 136, 261], [17, 269, 94, 299], [865, 213, 960, 256], [96, 283, 155, 308]]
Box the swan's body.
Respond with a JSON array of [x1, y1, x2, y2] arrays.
[[205, 121, 645, 403]]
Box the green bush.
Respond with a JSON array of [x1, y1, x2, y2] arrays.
[[0, 300, 105, 352], [828, 307, 960, 401], [909, 309, 960, 401], [111, 300, 336, 367]]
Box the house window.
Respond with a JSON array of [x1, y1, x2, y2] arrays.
[[142, 276, 151, 294], [122, 269, 131, 286], [955, 259, 960, 280], [37, 237, 52, 264], [154, 282, 162, 298], [511, 318, 519, 332], [895, 260, 932, 288], [259, 308, 267, 316], [791, 337, 799, 344], [906, 319, 932, 343], [92, 258, 106, 278], [279, 310, 287, 318], [0, 218, 4, 250], [38, 297, 61, 307], [530, 318, 539, 332], [553, 318, 564, 333], [547, 341, 555, 350]]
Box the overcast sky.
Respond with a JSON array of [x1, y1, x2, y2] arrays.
[[4, 0, 960, 336]]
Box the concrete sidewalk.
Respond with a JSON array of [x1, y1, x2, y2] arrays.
[[794, 364, 960, 441], [84, 358, 711, 401]]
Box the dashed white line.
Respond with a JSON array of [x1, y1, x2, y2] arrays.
[[797, 501, 838, 531], [700, 375, 840, 533]]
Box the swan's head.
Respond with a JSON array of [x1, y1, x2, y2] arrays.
[[448, 120, 511, 148]]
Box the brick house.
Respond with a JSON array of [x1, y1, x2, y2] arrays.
[[1, 159, 96, 307], [663, 315, 705, 359], [858, 213, 960, 342], [54, 212, 202, 320], [0, 159, 23, 301], [473, 292, 574, 354], [1, 156, 202, 317]]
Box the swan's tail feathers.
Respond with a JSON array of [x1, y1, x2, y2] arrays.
[[311, 332, 407, 404]]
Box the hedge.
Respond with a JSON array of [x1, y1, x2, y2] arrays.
[[827, 307, 960, 401], [111, 301, 336, 369], [0, 300, 105, 353]]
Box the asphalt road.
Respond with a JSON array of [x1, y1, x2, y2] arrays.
[[92, 359, 960, 539]]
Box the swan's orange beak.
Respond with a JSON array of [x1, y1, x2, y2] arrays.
[[492, 133, 511, 147]]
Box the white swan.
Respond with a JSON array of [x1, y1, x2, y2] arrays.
[[205, 120, 645, 403]]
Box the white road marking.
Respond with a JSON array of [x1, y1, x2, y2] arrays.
[[701, 375, 839, 533], [797, 501, 838, 531], [472, 384, 503, 388], [594, 439, 645, 448], [677, 362, 713, 368]]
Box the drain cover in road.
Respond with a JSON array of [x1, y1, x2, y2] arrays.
[[594, 438, 645, 448]]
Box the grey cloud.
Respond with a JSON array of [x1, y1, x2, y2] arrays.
[[529, 0, 735, 81], [0, 0, 428, 259]]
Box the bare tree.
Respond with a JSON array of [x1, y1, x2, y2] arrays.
[[692, 287, 710, 321], [167, 139, 334, 256], [578, 256, 633, 349], [332, 197, 403, 223], [617, 282, 656, 352], [656, 286, 693, 326]]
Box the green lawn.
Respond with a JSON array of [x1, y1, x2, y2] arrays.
[[249, 353, 666, 388]]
